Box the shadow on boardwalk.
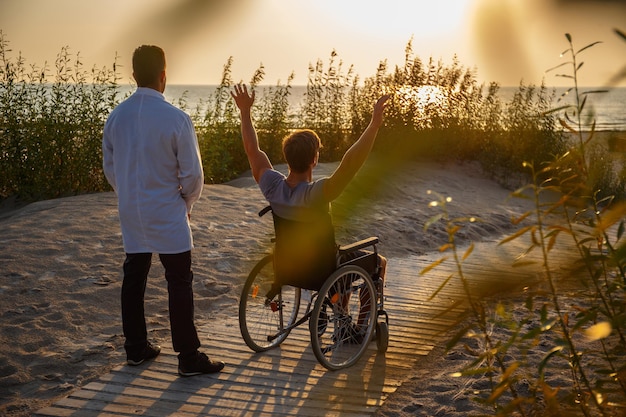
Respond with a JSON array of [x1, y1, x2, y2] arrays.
[[35, 234, 580, 417]]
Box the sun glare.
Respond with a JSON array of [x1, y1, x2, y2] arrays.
[[396, 85, 448, 125], [313, 0, 473, 38]]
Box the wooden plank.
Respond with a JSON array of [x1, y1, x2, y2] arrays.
[[69, 381, 385, 416]]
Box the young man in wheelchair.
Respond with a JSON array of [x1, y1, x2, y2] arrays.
[[231, 84, 390, 339]]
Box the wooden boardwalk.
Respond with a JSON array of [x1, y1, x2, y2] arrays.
[[35, 236, 578, 417]]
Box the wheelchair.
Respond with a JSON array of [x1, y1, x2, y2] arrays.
[[238, 206, 389, 370]]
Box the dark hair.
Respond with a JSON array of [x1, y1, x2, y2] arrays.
[[282, 129, 322, 173], [132, 45, 165, 87]]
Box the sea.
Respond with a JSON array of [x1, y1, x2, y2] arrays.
[[155, 85, 626, 131]]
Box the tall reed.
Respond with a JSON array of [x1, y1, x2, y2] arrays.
[[300, 49, 356, 161], [423, 31, 626, 416], [0, 31, 120, 202], [0, 32, 579, 213]]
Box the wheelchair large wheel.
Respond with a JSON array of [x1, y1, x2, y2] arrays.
[[309, 265, 377, 370], [239, 254, 301, 352]]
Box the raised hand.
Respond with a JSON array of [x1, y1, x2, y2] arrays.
[[231, 84, 255, 112], [371, 94, 391, 127]]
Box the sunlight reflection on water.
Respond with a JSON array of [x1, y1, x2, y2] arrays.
[[154, 84, 626, 131]]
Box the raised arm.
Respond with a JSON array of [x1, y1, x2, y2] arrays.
[[231, 84, 272, 183], [323, 94, 391, 201]]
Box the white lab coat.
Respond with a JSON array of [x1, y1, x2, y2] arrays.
[[103, 87, 203, 254]]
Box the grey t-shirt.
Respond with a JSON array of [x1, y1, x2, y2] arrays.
[[258, 169, 330, 221], [258, 169, 337, 289]]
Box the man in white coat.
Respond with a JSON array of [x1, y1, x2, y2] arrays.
[[103, 45, 224, 376]]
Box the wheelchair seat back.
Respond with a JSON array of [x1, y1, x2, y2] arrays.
[[271, 209, 337, 291]]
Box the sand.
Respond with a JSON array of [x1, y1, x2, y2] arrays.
[[0, 160, 540, 416]]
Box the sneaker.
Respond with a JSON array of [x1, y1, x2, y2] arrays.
[[126, 341, 161, 366], [178, 352, 225, 377]]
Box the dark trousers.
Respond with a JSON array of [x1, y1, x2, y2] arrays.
[[122, 251, 200, 356]]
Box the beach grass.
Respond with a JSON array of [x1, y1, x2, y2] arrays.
[[1, 32, 599, 202]]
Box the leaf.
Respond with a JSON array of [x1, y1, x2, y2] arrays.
[[586, 120, 597, 141], [543, 104, 572, 116], [596, 201, 626, 232], [596, 194, 614, 207], [559, 118, 578, 133], [499, 225, 534, 245], [495, 302, 506, 318], [501, 362, 520, 382], [612, 241, 626, 268], [531, 228, 539, 246], [541, 382, 561, 401], [420, 257, 448, 275], [462, 243, 474, 260], [449, 225, 461, 235], [424, 213, 444, 231], [572, 311, 597, 331], [521, 325, 543, 341], [487, 381, 509, 403], [578, 236, 599, 246], [428, 273, 454, 300], [511, 211, 531, 225], [439, 243, 453, 252], [545, 62, 569, 73], [576, 41, 603, 55], [512, 259, 538, 268], [581, 89, 609, 96], [510, 185, 534, 199], [585, 322, 612, 341], [444, 323, 471, 351], [547, 233, 558, 252], [579, 94, 588, 113], [539, 346, 564, 379], [547, 224, 571, 234]]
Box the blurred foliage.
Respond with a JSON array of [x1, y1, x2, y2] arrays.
[[423, 32, 626, 416]]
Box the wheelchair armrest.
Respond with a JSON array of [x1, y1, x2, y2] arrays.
[[258, 205, 272, 217], [338, 236, 379, 255]]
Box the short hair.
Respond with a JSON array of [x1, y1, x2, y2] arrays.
[[282, 129, 322, 173], [132, 45, 165, 87]]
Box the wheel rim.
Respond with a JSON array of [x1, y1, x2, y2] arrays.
[[310, 265, 376, 370], [239, 255, 300, 351]]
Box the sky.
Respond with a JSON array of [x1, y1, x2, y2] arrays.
[[1, 0, 625, 88]]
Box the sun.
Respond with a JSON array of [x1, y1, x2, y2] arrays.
[[395, 85, 449, 125]]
